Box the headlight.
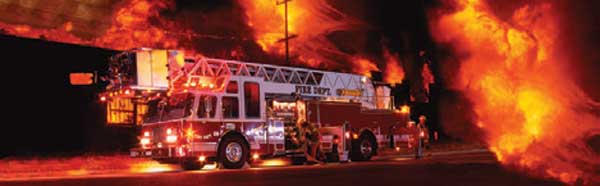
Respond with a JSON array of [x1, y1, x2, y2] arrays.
[[140, 138, 150, 146], [166, 135, 178, 143]]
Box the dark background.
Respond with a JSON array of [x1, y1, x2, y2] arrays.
[[0, 35, 137, 157]]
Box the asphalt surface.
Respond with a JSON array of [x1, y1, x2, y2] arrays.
[[0, 150, 563, 186]]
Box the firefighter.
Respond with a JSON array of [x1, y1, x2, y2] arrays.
[[407, 121, 423, 159], [299, 121, 324, 164], [415, 129, 424, 159]]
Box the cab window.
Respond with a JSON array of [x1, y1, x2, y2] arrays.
[[244, 82, 260, 118], [222, 97, 239, 119], [143, 99, 161, 123], [197, 95, 217, 118]]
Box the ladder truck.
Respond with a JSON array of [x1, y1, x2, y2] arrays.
[[100, 48, 411, 170]]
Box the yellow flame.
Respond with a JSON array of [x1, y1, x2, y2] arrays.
[[383, 48, 405, 84]]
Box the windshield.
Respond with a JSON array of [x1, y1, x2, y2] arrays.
[[143, 93, 194, 123], [144, 99, 162, 123]]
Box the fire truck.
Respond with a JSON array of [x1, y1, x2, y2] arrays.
[[100, 48, 411, 170]]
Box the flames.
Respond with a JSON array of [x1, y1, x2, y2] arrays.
[[0, 0, 182, 51], [239, 0, 356, 57], [93, 0, 179, 50], [422, 63, 434, 94], [239, 0, 382, 77], [3, 1, 599, 184], [0, 21, 84, 44], [383, 48, 405, 84], [0, 0, 393, 79], [431, 0, 600, 184], [239, 0, 301, 54], [349, 56, 379, 78]]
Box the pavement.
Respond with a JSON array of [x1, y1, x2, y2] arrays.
[[0, 149, 564, 186]]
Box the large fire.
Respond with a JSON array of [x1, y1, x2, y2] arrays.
[[431, 0, 600, 184], [238, 0, 381, 77], [0, 0, 182, 51], [0, 0, 394, 79], [239, 0, 353, 56], [93, 0, 180, 50]]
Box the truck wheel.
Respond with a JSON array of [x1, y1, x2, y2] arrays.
[[351, 134, 375, 161], [219, 135, 249, 169], [180, 160, 204, 170]]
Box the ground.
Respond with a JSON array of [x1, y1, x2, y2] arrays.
[[0, 149, 564, 186]]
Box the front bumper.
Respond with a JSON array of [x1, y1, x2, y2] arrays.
[[130, 145, 218, 161], [130, 147, 174, 158]]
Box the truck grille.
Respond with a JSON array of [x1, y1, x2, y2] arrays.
[[152, 127, 165, 143]]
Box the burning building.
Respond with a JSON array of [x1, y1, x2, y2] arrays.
[[429, 0, 600, 184], [0, 0, 401, 78], [3, 0, 597, 184]]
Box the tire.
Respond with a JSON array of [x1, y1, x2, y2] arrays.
[[219, 135, 249, 169], [180, 160, 204, 170], [351, 133, 375, 161]]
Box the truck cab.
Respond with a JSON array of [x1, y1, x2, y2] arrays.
[[130, 75, 271, 169]]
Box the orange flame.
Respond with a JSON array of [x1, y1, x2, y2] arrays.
[[431, 0, 600, 184], [350, 56, 379, 78], [93, 0, 179, 50], [0, 21, 84, 44], [239, 0, 362, 68], [422, 63, 434, 94], [383, 48, 405, 84], [0, 0, 182, 51]]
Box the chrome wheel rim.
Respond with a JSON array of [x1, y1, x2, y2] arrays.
[[225, 142, 242, 163]]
